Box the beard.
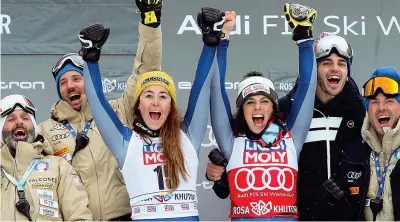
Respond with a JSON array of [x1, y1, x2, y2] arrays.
[[2, 126, 35, 151]]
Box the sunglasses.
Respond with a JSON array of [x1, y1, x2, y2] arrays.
[[362, 76, 400, 98], [51, 53, 84, 77]]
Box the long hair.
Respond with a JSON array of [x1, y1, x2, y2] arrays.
[[133, 100, 188, 191], [232, 103, 284, 137]]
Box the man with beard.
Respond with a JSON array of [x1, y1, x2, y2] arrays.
[[206, 33, 370, 220], [1, 94, 92, 221], [362, 67, 400, 221], [37, 0, 163, 220]]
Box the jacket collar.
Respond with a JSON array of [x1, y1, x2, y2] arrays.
[[314, 77, 364, 113], [1, 135, 52, 176], [362, 115, 400, 156], [50, 95, 93, 123]]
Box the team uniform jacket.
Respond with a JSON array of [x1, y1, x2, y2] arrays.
[[279, 77, 370, 220], [210, 40, 317, 219], [37, 23, 162, 220], [363, 116, 400, 221], [1, 136, 92, 221], [82, 42, 217, 220]]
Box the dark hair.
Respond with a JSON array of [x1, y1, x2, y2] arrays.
[[133, 100, 188, 191], [243, 70, 264, 79]]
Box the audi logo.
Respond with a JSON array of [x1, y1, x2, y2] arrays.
[[51, 132, 70, 141], [234, 167, 295, 192], [201, 125, 217, 148], [347, 171, 362, 180]]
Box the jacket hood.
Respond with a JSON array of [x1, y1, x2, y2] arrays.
[[361, 114, 400, 155]]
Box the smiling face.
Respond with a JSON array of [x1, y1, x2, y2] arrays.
[[316, 53, 348, 103], [59, 71, 85, 111], [2, 109, 35, 150], [138, 85, 172, 131], [368, 92, 400, 137], [242, 95, 274, 134]]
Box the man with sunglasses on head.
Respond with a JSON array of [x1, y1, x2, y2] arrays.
[[1, 94, 92, 221], [279, 33, 370, 221], [37, 0, 163, 220], [206, 32, 370, 220], [362, 67, 400, 221]]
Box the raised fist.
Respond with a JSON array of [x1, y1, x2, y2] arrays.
[[136, 0, 162, 27], [284, 3, 317, 41], [197, 7, 225, 46], [78, 24, 110, 62], [222, 11, 236, 38]]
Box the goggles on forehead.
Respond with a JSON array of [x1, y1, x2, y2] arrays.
[[51, 53, 84, 77], [314, 34, 353, 62], [362, 76, 400, 98], [0, 95, 36, 118]]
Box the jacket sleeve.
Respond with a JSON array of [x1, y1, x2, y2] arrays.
[[57, 158, 93, 221], [183, 43, 217, 154], [210, 40, 235, 160], [109, 23, 162, 127], [285, 39, 317, 159], [83, 62, 132, 169]]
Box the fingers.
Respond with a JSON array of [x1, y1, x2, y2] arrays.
[[206, 161, 225, 181]]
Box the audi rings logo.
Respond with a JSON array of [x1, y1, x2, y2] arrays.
[[235, 167, 294, 192], [201, 125, 217, 148], [347, 171, 362, 180], [51, 132, 70, 141]]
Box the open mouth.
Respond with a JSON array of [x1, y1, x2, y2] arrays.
[[252, 114, 264, 125], [69, 94, 81, 104], [378, 115, 391, 125], [327, 75, 340, 85], [13, 128, 27, 141], [149, 111, 161, 120]]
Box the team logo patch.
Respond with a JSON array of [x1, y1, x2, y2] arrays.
[[34, 161, 49, 172], [350, 187, 360, 195], [143, 143, 164, 165], [153, 192, 173, 203], [147, 206, 156, 213], [32, 183, 54, 190]]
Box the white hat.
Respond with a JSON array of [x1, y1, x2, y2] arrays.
[[0, 94, 38, 143], [236, 76, 278, 109]]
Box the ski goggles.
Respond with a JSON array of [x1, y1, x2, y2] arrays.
[[0, 95, 36, 118], [362, 76, 400, 98], [314, 34, 353, 62], [51, 53, 84, 77]]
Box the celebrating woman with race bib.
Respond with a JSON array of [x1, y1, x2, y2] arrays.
[[207, 3, 318, 221], [76, 6, 234, 221]]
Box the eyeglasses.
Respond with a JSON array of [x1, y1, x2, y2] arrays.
[[51, 53, 84, 77], [314, 34, 353, 63], [362, 76, 400, 98], [0, 95, 36, 118]]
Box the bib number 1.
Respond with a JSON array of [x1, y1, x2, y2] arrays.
[[153, 165, 165, 190]]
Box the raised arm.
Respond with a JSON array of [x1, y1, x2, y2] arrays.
[[183, 7, 229, 154], [210, 11, 236, 160], [283, 4, 318, 158], [183, 44, 216, 154], [79, 24, 132, 169], [110, 1, 163, 127]]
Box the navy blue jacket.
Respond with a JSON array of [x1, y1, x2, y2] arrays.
[[279, 77, 370, 221]]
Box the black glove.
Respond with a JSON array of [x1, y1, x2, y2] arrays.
[[283, 3, 317, 41], [197, 7, 225, 46], [78, 24, 110, 62], [135, 0, 162, 28], [207, 148, 230, 199], [323, 174, 350, 201]]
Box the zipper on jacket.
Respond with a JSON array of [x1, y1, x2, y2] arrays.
[[314, 109, 331, 179]]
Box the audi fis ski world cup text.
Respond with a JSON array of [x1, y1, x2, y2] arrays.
[[178, 14, 400, 36]]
